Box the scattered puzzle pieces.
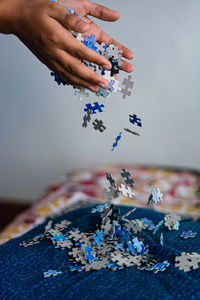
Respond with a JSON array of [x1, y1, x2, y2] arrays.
[[50, 9, 138, 149]]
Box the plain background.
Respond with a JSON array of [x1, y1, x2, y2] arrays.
[[0, 0, 200, 202]]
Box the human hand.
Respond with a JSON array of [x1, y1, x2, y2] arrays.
[[4, 0, 134, 91]]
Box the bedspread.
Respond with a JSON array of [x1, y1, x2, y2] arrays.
[[0, 164, 199, 245]]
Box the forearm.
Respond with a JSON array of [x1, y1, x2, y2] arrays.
[[0, 0, 15, 34]]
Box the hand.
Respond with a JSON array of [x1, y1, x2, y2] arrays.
[[3, 0, 134, 91]]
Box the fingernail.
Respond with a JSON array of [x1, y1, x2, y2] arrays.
[[89, 85, 97, 92], [103, 64, 111, 70], [99, 82, 107, 89]]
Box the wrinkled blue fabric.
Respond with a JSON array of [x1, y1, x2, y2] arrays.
[[0, 205, 200, 300]]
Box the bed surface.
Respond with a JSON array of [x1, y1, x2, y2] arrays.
[[0, 164, 199, 245]]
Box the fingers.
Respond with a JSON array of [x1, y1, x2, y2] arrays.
[[119, 60, 134, 73], [49, 7, 112, 70], [63, 30, 112, 70], [49, 4, 89, 33], [57, 67, 99, 92], [52, 59, 99, 92], [85, 1, 120, 21], [47, 17, 112, 70], [55, 49, 109, 89]]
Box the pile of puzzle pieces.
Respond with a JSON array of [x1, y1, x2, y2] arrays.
[[19, 169, 199, 275], [50, 6, 142, 150]]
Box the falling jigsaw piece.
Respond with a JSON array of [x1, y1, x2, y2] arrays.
[[92, 119, 106, 132], [82, 110, 92, 128], [121, 168, 134, 187], [84, 102, 104, 114], [118, 184, 135, 198], [120, 75, 134, 99], [106, 173, 116, 187], [75, 88, 89, 100], [112, 132, 122, 151], [129, 114, 142, 127]]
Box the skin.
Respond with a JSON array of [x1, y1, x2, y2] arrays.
[[0, 0, 134, 92]]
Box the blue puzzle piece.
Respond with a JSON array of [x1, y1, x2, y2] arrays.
[[146, 261, 170, 273], [129, 114, 142, 127], [153, 220, 164, 235], [114, 242, 125, 251], [51, 233, 67, 242], [140, 218, 155, 230], [93, 230, 104, 246], [127, 241, 137, 255], [108, 80, 115, 92], [51, 72, 67, 86], [84, 34, 96, 45], [84, 102, 104, 114], [112, 132, 122, 151], [152, 188, 160, 203], [132, 237, 143, 253], [107, 262, 123, 270], [69, 265, 83, 272], [43, 270, 62, 277], [140, 244, 149, 255], [91, 204, 109, 213], [96, 87, 110, 98], [84, 35, 98, 51], [180, 230, 196, 239], [85, 243, 97, 264], [120, 229, 131, 243], [114, 224, 122, 237]]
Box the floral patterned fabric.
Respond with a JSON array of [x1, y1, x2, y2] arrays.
[[0, 164, 199, 245]]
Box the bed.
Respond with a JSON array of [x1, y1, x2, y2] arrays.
[[0, 164, 200, 299]]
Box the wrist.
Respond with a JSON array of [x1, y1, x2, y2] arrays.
[[0, 0, 18, 34]]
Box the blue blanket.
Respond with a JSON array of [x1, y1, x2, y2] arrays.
[[0, 206, 200, 299]]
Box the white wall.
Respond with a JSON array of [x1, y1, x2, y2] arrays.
[[0, 0, 200, 201]]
